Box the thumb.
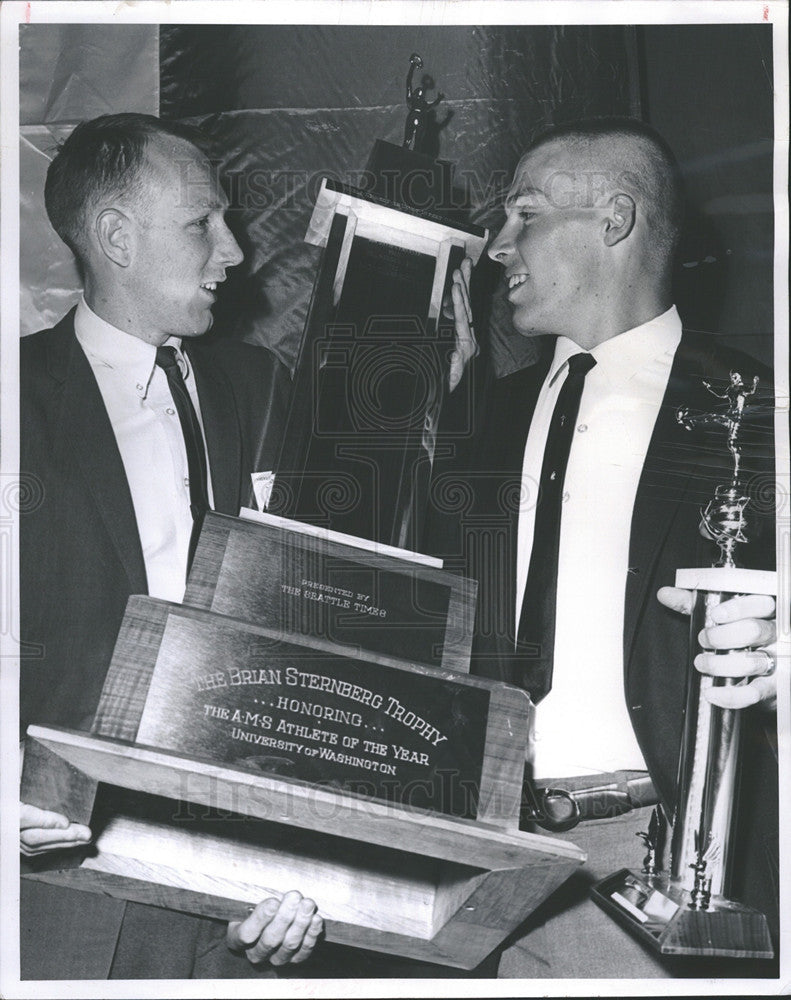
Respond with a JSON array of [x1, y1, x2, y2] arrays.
[[656, 585, 693, 616], [20, 803, 70, 830]]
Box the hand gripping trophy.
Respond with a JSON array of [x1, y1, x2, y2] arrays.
[[592, 372, 775, 958]]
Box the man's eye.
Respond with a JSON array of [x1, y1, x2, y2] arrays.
[[519, 210, 536, 222], [192, 217, 210, 230]]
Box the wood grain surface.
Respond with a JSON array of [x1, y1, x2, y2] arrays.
[[28, 728, 583, 869], [24, 727, 585, 968], [184, 511, 477, 674], [21, 735, 98, 825], [92, 596, 530, 824]]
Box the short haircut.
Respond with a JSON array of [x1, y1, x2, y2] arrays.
[[528, 117, 684, 266], [44, 112, 212, 261]]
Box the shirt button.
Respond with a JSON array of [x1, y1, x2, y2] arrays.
[[166, 407, 175, 416], [184, 477, 190, 487], [562, 491, 570, 503], [577, 423, 588, 432], [549, 471, 557, 481], [136, 383, 144, 392]]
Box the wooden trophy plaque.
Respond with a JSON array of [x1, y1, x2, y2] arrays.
[[184, 508, 478, 675], [22, 519, 584, 970], [271, 139, 488, 552]]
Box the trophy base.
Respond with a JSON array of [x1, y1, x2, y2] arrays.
[[591, 869, 774, 958]]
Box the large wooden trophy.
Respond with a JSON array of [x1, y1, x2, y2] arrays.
[[591, 373, 775, 959], [271, 53, 488, 550], [21, 58, 584, 970]]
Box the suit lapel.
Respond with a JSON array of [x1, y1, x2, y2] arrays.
[[48, 314, 147, 593], [187, 345, 242, 515], [623, 332, 715, 669]]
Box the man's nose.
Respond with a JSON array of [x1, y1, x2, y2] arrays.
[[216, 222, 244, 267], [487, 224, 512, 264]]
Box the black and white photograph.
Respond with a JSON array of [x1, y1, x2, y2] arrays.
[[1, 1, 788, 995]]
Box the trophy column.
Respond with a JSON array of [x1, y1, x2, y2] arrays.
[[671, 564, 776, 904], [591, 372, 776, 959]]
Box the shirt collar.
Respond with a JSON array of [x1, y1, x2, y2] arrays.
[[74, 297, 188, 399], [548, 306, 682, 386]]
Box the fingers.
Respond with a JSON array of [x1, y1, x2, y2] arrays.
[[695, 598, 776, 710], [695, 647, 776, 678], [442, 256, 472, 320], [20, 829, 92, 856], [696, 642, 778, 710], [657, 589, 775, 627], [454, 257, 473, 323], [447, 259, 478, 392], [227, 897, 279, 958], [656, 585, 693, 616], [703, 674, 777, 710], [20, 803, 70, 831], [659, 588, 777, 653], [227, 891, 323, 967], [20, 804, 92, 856], [274, 910, 324, 966], [265, 893, 319, 967], [707, 593, 775, 624], [698, 617, 776, 651], [659, 588, 779, 712]]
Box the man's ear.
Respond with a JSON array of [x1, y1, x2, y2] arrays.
[[95, 208, 132, 267], [603, 193, 636, 247]]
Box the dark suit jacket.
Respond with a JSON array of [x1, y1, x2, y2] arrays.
[[19, 308, 291, 979], [426, 329, 778, 942], [20, 308, 290, 732]]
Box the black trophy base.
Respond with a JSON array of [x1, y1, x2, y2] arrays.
[[364, 139, 456, 220], [591, 869, 774, 959]]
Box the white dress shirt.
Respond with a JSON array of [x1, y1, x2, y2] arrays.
[[516, 307, 683, 778], [75, 298, 214, 602]]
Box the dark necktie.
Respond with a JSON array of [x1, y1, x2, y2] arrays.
[[516, 351, 597, 703], [155, 346, 210, 572]]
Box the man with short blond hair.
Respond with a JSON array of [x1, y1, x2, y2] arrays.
[[438, 117, 778, 978], [20, 112, 319, 979]]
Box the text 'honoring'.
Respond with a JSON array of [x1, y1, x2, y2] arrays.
[[138, 616, 489, 818]]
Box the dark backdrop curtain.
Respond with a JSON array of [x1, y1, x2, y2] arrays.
[[21, 23, 774, 369]]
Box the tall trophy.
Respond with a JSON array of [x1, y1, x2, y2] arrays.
[[272, 54, 487, 551], [592, 372, 775, 958]]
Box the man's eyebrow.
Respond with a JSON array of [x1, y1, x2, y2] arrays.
[[505, 186, 543, 208], [183, 194, 229, 215]]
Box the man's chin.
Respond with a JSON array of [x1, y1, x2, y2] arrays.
[[181, 313, 214, 338], [510, 308, 558, 340], [511, 317, 545, 339]]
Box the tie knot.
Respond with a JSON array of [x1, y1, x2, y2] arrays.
[[155, 345, 182, 378], [567, 352, 596, 376]]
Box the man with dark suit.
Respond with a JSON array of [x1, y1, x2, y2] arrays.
[[432, 118, 779, 978], [19, 113, 323, 978]]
